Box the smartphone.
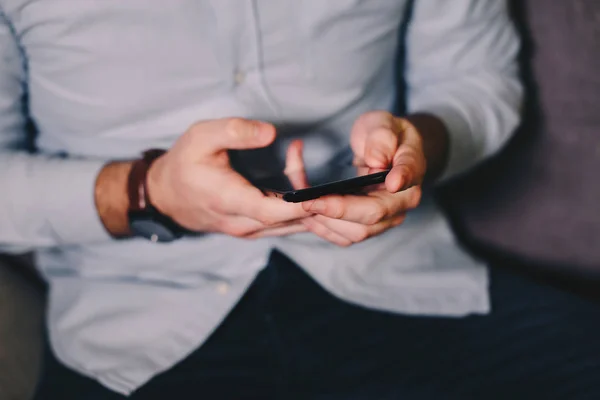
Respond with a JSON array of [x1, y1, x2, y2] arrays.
[[251, 164, 390, 203]]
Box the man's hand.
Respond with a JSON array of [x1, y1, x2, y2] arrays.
[[291, 111, 449, 247], [96, 118, 310, 239]]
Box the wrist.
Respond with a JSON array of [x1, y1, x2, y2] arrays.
[[95, 161, 133, 237], [127, 149, 185, 243], [146, 154, 172, 219]]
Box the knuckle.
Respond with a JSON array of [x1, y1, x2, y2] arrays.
[[256, 210, 276, 226], [224, 117, 250, 138], [376, 204, 388, 220], [365, 206, 386, 225], [327, 198, 346, 219], [364, 213, 379, 226], [206, 195, 225, 214]]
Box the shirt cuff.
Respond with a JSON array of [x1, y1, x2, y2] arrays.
[[39, 157, 113, 245]]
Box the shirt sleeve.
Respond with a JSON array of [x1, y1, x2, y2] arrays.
[[0, 10, 111, 254], [405, 0, 523, 181]]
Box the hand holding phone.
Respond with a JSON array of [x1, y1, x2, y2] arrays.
[[280, 111, 426, 247], [145, 118, 310, 240]]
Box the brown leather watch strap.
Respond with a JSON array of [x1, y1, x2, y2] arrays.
[[127, 149, 166, 213]]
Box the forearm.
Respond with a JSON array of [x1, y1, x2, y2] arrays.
[[404, 113, 450, 183], [0, 152, 112, 253], [406, 0, 522, 182], [408, 74, 521, 182], [0, 7, 130, 249]]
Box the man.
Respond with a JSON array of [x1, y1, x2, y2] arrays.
[[0, 0, 598, 399]]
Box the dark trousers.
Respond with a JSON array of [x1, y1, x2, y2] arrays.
[[34, 251, 600, 400]]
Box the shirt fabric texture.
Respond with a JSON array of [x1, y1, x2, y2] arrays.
[[0, 0, 521, 395]]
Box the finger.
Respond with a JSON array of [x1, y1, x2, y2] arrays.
[[350, 111, 394, 163], [246, 223, 308, 239], [284, 139, 310, 190], [215, 214, 273, 237], [284, 139, 305, 174], [312, 213, 406, 243], [386, 150, 426, 193], [213, 169, 311, 225], [302, 217, 353, 247], [302, 186, 422, 225], [190, 118, 277, 158], [385, 160, 418, 193], [363, 126, 399, 169], [218, 215, 305, 238], [352, 156, 368, 168], [386, 121, 427, 193]]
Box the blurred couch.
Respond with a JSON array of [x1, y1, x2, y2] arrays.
[[0, 255, 43, 400], [439, 0, 600, 297], [1, 0, 599, 398]]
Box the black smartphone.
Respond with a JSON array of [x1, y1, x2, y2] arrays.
[[252, 164, 390, 203]]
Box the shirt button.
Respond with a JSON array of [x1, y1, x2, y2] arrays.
[[216, 282, 230, 295], [234, 70, 246, 85]]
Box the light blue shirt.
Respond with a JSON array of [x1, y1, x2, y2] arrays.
[[0, 0, 521, 395]]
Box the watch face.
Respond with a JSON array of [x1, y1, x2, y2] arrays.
[[129, 217, 178, 243]]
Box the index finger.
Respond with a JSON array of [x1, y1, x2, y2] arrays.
[[302, 188, 420, 225], [284, 139, 310, 190]]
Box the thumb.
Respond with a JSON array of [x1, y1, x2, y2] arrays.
[[196, 118, 276, 157]]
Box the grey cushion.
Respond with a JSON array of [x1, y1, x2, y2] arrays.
[[0, 256, 43, 400], [441, 0, 600, 275]]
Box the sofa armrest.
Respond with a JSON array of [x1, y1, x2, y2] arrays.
[[0, 255, 44, 400]]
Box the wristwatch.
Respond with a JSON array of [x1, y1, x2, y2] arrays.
[[127, 149, 184, 242]]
